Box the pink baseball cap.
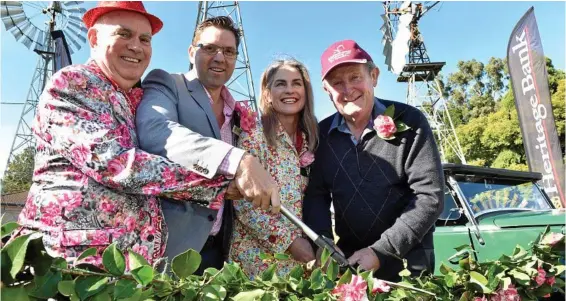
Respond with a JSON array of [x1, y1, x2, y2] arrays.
[[320, 39, 374, 80]]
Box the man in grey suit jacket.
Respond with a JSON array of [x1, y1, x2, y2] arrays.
[[136, 16, 279, 273]]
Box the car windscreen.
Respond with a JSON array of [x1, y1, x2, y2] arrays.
[[454, 177, 552, 216]]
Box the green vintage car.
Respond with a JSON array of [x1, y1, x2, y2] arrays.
[[434, 163, 566, 275]]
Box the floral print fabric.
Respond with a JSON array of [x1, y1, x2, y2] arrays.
[[230, 123, 310, 279], [16, 60, 229, 266]]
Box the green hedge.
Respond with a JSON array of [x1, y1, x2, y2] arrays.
[[1, 222, 564, 301]]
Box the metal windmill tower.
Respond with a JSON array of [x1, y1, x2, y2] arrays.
[[190, 1, 258, 113], [381, 1, 466, 163], [1, 1, 87, 177]]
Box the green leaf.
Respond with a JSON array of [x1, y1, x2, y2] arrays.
[[288, 265, 304, 280], [395, 121, 410, 133], [326, 259, 339, 281], [91, 291, 112, 301], [77, 247, 98, 261], [261, 264, 276, 282], [439, 262, 454, 275], [469, 271, 492, 293], [320, 247, 330, 266], [399, 268, 411, 277], [444, 272, 458, 287], [201, 285, 226, 301], [182, 288, 198, 301], [384, 104, 395, 117], [74, 276, 108, 300], [2, 233, 35, 278], [29, 269, 62, 299], [274, 253, 290, 260], [131, 265, 154, 287], [119, 288, 142, 301], [1, 285, 30, 301], [1, 222, 19, 239], [309, 268, 324, 290], [102, 243, 126, 276], [172, 249, 201, 279], [128, 249, 150, 271], [509, 270, 530, 286], [259, 252, 272, 260], [337, 268, 352, 285], [114, 279, 137, 299], [232, 289, 266, 301], [58, 280, 76, 297], [511, 245, 528, 260]]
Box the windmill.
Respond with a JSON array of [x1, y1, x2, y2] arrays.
[[190, 1, 258, 113], [1, 1, 87, 179], [381, 1, 466, 164]]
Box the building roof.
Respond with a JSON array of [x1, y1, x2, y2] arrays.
[[1, 191, 28, 207]]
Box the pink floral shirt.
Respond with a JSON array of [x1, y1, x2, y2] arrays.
[[16, 60, 229, 266], [229, 122, 310, 279]]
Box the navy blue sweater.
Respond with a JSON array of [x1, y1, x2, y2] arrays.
[[303, 98, 444, 280]]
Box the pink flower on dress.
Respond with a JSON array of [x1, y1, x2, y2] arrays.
[[99, 197, 116, 213], [53, 75, 69, 90], [371, 278, 390, 294], [107, 158, 125, 175], [124, 216, 137, 232], [235, 101, 257, 133], [535, 267, 547, 286], [70, 145, 90, 166], [332, 275, 369, 301], [69, 72, 87, 88], [99, 113, 112, 125], [299, 151, 315, 168], [373, 115, 397, 139], [540, 233, 564, 246]]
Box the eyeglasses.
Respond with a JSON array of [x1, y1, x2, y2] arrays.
[[196, 43, 239, 59]]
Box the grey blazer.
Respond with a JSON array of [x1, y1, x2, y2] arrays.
[[136, 69, 236, 261]]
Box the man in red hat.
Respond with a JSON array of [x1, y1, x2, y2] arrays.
[[303, 40, 444, 281], [14, 1, 236, 267]]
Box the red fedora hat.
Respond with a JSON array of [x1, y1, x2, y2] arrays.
[[83, 1, 163, 35]]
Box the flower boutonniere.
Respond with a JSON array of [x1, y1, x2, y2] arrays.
[[233, 101, 258, 136], [299, 150, 315, 177], [373, 104, 410, 140]]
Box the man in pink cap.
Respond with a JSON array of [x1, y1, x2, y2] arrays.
[[13, 1, 241, 267], [303, 40, 444, 281]]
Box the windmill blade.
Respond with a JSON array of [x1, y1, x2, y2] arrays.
[[390, 12, 413, 74], [64, 29, 82, 51], [67, 21, 88, 37], [2, 1, 23, 8], [62, 1, 84, 7], [34, 29, 46, 52], [1, 4, 23, 18], [65, 7, 86, 14], [3, 12, 25, 30]]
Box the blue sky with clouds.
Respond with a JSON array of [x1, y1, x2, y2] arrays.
[[1, 1, 565, 174]]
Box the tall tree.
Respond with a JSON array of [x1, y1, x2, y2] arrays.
[[1, 147, 34, 194]]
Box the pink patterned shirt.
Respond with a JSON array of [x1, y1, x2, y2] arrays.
[[202, 85, 243, 236]]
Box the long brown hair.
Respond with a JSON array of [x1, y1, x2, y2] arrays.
[[259, 59, 318, 152]]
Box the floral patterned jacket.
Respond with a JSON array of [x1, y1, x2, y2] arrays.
[[16, 60, 229, 266], [230, 122, 311, 279]]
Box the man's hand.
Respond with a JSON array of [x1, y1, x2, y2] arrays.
[[234, 154, 280, 213], [288, 238, 315, 263], [348, 248, 380, 272], [224, 181, 243, 200]]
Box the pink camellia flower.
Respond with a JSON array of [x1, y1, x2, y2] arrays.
[[490, 284, 520, 301], [371, 278, 391, 294], [373, 115, 397, 138], [332, 275, 369, 301], [474, 296, 488, 301], [540, 233, 564, 246], [535, 267, 547, 286], [299, 151, 315, 168], [235, 102, 257, 132]]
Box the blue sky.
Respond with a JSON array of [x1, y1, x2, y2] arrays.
[[1, 1, 565, 174]]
